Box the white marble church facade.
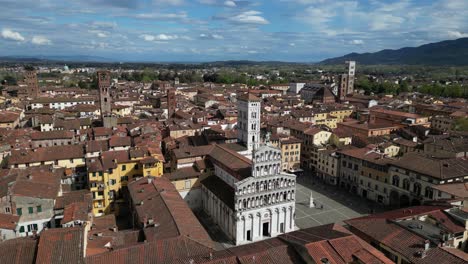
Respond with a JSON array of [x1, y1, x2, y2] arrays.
[[202, 145, 297, 245]]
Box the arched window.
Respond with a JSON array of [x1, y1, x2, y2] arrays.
[[413, 183, 422, 196], [392, 175, 400, 187], [402, 179, 410, 191], [424, 187, 433, 198]]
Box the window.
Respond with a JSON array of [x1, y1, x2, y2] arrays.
[[27, 224, 38, 232], [16, 208, 22, 216], [121, 176, 128, 182], [122, 165, 127, 171], [28, 207, 33, 214], [134, 164, 139, 170], [19, 226, 25, 233], [99, 172, 103, 176], [37, 206, 42, 213], [5, 207, 10, 213], [185, 180, 191, 189]]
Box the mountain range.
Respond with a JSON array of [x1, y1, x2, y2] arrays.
[[320, 38, 468, 66]]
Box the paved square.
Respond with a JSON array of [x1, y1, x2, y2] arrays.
[[294, 177, 388, 229]]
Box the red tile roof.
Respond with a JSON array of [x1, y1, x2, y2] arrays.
[[0, 237, 37, 264], [62, 202, 90, 224], [345, 207, 467, 264], [85, 236, 212, 264], [0, 213, 19, 230], [128, 177, 213, 249], [36, 227, 85, 264], [9, 144, 85, 165]]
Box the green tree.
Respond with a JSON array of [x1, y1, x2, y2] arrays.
[[452, 118, 468, 131]]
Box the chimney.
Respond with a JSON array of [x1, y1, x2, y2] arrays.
[[424, 240, 430, 251], [147, 177, 154, 184]]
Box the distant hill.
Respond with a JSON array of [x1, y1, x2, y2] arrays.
[[0, 55, 114, 63], [320, 38, 468, 66]]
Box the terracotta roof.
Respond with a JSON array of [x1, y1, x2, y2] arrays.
[[0, 237, 38, 264], [173, 145, 214, 159], [392, 153, 468, 180], [432, 183, 468, 198], [280, 224, 392, 264], [86, 140, 109, 153], [85, 236, 212, 264], [237, 92, 261, 102], [55, 190, 93, 210], [30, 130, 74, 140], [229, 237, 303, 264], [11, 167, 61, 199], [62, 202, 91, 224], [109, 136, 131, 148], [0, 213, 19, 230], [9, 145, 85, 165], [163, 166, 200, 181], [345, 206, 467, 264], [36, 227, 85, 264], [128, 177, 213, 249], [0, 111, 20, 123], [208, 144, 252, 181]]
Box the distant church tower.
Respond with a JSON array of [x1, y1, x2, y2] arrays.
[[24, 67, 39, 99], [237, 93, 261, 152], [338, 61, 356, 101], [167, 88, 176, 118], [346, 60, 356, 94], [97, 71, 116, 128]]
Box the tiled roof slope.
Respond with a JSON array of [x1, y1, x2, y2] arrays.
[[0, 237, 38, 264], [36, 227, 85, 264], [128, 177, 213, 249]]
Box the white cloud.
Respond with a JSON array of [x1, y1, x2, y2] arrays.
[[89, 30, 109, 38], [447, 31, 468, 38], [289, 43, 295, 46], [224, 1, 236, 7], [140, 34, 180, 41], [140, 34, 156, 41], [199, 33, 224, 39], [1, 29, 25, 42], [349, 39, 364, 45], [32, 36, 52, 45], [230, 10, 269, 24], [156, 34, 179, 40], [133, 12, 187, 20]]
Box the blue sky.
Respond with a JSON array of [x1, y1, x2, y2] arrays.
[[1, 0, 467, 62]]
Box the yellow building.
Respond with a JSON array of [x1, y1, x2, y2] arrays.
[[87, 148, 163, 216], [329, 130, 352, 147], [163, 160, 212, 209], [315, 115, 338, 128], [329, 108, 353, 122], [271, 135, 302, 172], [379, 143, 400, 157]]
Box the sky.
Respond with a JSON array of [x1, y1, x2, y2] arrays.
[[0, 0, 467, 62]]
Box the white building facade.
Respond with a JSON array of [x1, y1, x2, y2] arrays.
[[202, 145, 297, 245]]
